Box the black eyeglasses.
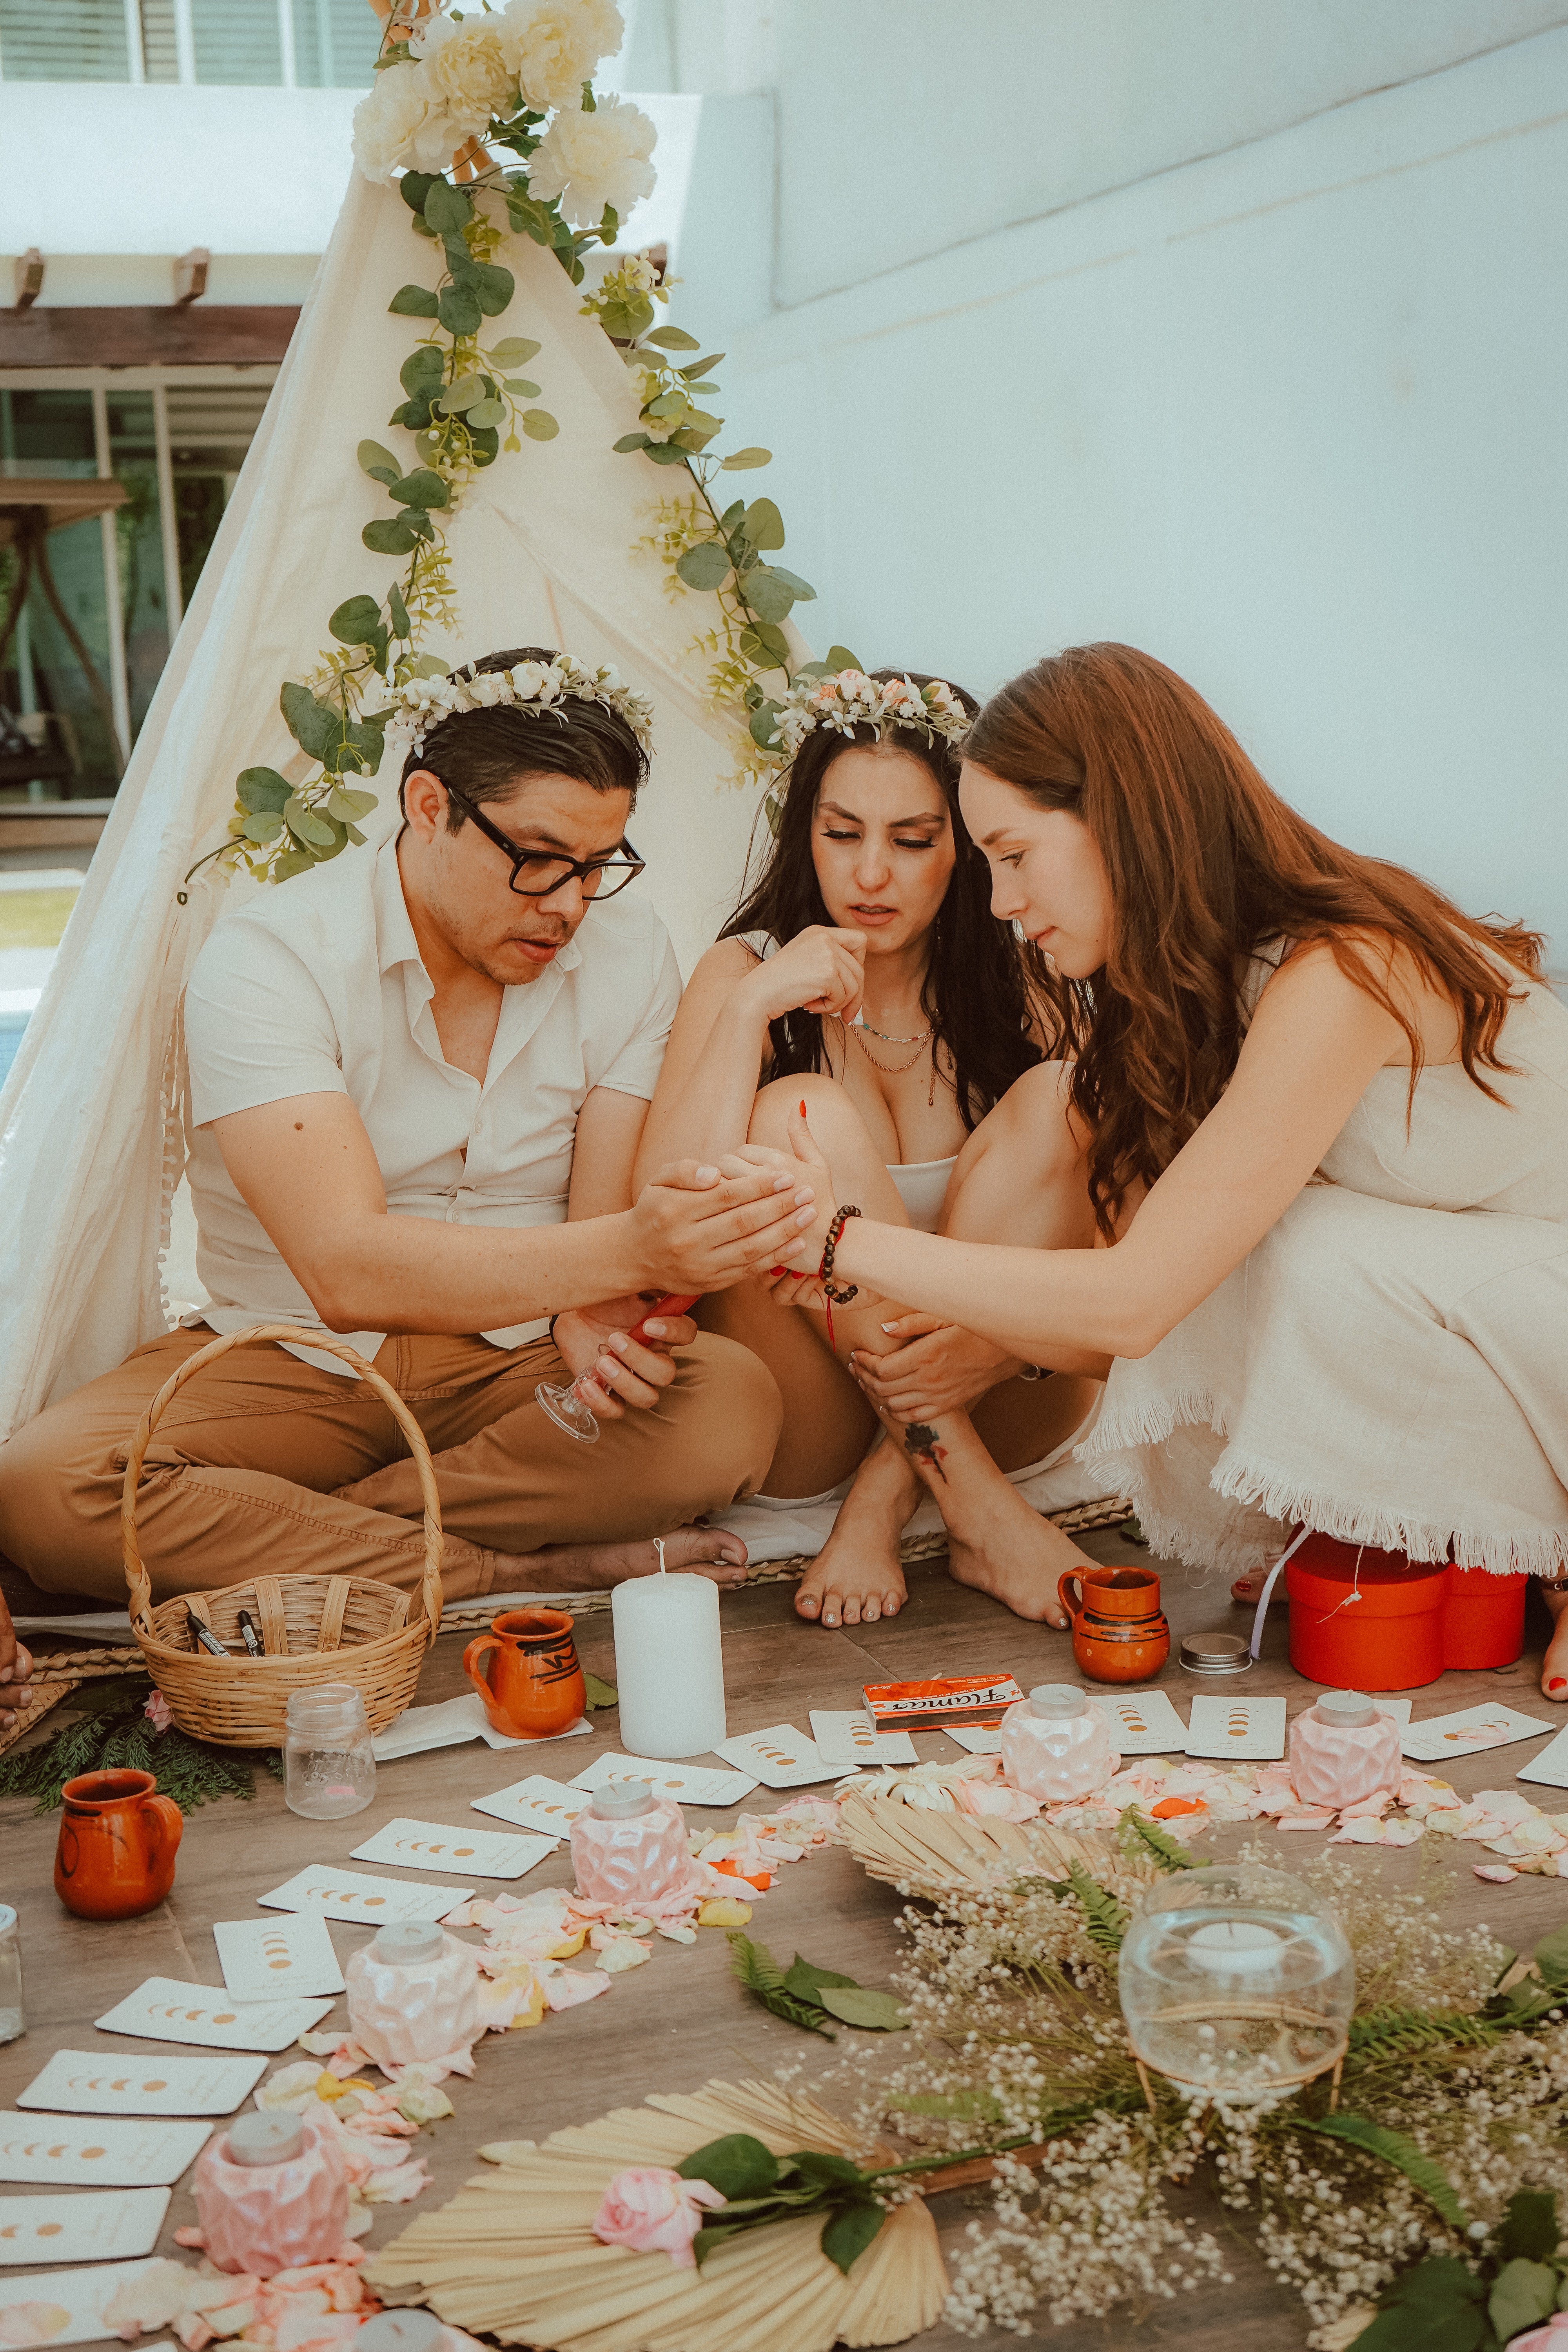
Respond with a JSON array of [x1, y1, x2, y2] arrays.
[[440, 779, 646, 902]]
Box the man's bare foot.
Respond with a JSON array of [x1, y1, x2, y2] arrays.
[[796, 1441, 918, 1630], [944, 1479, 1097, 1626], [510, 1525, 749, 1591], [1541, 1582, 1568, 1700]]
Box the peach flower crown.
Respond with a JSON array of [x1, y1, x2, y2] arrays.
[[772, 668, 971, 762], [387, 654, 657, 764]]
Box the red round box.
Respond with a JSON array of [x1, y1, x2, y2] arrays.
[[1285, 1534, 1526, 1690]]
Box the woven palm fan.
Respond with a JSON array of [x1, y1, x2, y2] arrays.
[[364, 2078, 947, 2352], [836, 1759, 1152, 1904]]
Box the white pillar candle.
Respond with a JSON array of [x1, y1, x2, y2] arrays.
[[612, 1554, 727, 1760]]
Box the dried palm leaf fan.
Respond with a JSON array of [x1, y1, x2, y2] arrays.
[[364, 2078, 948, 2352], [121, 1325, 442, 1747], [836, 1759, 1150, 1904]]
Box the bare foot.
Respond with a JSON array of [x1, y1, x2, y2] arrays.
[[512, 1524, 749, 1591], [1541, 1583, 1568, 1699], [944, 1481, 1097, 1626], [795, 1442, 918, 1630]]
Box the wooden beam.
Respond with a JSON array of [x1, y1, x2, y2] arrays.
[[0, 306, 299, 368]]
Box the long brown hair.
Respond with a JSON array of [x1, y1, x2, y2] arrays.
[[963, 642, 1544, 1233]]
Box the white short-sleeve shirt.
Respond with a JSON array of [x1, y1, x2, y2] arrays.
[[182, 831, 681, 1371]]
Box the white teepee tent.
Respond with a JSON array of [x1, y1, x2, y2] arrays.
[[0, 173, 771, 1437]]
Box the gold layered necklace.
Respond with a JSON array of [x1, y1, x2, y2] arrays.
[[844, 1014, 938, 1104]]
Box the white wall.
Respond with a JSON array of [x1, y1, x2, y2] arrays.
[[668, 18, 1568, 959]]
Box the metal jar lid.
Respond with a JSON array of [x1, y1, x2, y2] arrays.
[[1178, 1630, 1252, 1675]]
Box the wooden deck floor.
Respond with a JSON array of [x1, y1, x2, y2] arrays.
[[5, 1532, 1566, 2352]]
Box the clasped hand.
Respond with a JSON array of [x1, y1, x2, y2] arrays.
[[740, 924, 866, 1026], [849, 1316, 1019, 1421]]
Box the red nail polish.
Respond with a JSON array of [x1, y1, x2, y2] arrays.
[[799, 1100, 807, 1116], [1551, 1678, 1567, 1692]]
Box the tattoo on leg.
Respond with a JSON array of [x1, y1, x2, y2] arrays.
[[903, 1421, 948, 1484]]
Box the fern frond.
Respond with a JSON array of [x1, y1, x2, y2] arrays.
[[1065, 1860, 1129, 1957], [727, 1933, 837, 2038], [1348, 2006, 1500, 2062], [1297, 2112, 1469, 2229], [1118, 1808, 1196, 1874]]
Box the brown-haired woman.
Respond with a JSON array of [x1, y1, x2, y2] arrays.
[[636, 666, 1106, 1630], [760, 642, 1568, 1693]]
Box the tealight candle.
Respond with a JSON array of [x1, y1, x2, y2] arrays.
[[194, 2109, 349, 2274], [1185, 1920, 1285, 1971], [345, 1921, 481, 2065], [1000, 1684, 1119, 1804], [571, 1784, 695, 1906], [611, 1542, 726, 1760], [1288, 1689, 1403, 1810]]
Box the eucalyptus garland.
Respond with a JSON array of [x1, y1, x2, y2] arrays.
[[196, 22, 832, 898]]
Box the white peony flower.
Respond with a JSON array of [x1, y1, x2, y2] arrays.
[[526, 93, 656, 228], [500, 0, 623, 110], [351, 61, 462, 182], [410, 12, 516, 132]]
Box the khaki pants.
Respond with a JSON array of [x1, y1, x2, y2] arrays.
[[0, 1327, 783, 1606]]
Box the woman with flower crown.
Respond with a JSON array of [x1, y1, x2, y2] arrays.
[[636, 665, 1109, 1630], [752, 644, 1568, 1677]]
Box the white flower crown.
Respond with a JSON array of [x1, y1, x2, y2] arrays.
[[388, 654, 657, 764], [773, 669, 970, 763]]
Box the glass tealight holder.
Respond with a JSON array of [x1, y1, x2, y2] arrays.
[[283, 1683, 376, 1820], [0, 1906, 23, 2044], [1118, 1862, 1354, 2099]]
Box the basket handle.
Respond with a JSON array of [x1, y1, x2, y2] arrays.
[[121, 1325, 444, 1646]]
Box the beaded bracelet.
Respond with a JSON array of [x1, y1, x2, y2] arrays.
[[819, 1204, 861, 1350]]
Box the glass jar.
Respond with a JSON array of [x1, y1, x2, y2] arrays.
[[1119, 1862, 1354, 2099], [0, 1906, 24, 2043], [570, 1784, 693, 1906], [283, 1683, 376, 1820], [346, 1922, 481, 2066], [1000, 1684, 1119, 1804]]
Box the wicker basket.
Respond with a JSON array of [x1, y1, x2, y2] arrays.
[[121, 1324, 443, 1748]]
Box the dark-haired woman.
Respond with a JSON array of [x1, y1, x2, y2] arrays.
[[762, 642, 1568, 1675], [636, 667, 1106, 1629]]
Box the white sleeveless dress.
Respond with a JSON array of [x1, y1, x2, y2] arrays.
[[737, 931, 956, 1232], [1078, 952, 1568, 1581]]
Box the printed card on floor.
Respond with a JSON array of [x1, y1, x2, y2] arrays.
[[0, 2116, 212, 2188], [1401, 1703, 1557, 1764], [16, 2051, 267, 2117], [1517, 1724, 1568, 1789], [1092, 1689, 1188, 1755], [1374, 1698, 1414, 1725], [352, 1816, 555, 1880], [258, 1864, 472, 1924], [94, 1980, 335, 2054], [0, 2189, 170, 2266], [213, 1913, 344, 2002], [372, 1695, 593, 1762], [0, 2262, 169, 2346], [569, 1753, 760, 1806], [946, 1726, 1003, 1755], [469, 1774, 592, 1838], [1185, 1694, 1288, 1761], [808, 1711, 917, 1768], [713, 1725, 863, 1791], [474, 1712, 591, 1751]]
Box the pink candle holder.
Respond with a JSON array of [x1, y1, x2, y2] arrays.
[[570, 1784, 694, 1906], [1288, 1689, 1403, 1810], [345, 1921, 482, 2066], [194, 2109, 348, 2275], [1000, 1684, 1120, 1804]]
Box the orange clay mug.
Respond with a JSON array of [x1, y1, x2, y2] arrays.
[[54, 1768, 183, 1920], [1058, 1565, 1171, 1686], [463, 1607, 586, 1740]]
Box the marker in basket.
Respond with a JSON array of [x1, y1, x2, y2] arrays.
[[185, 1608, 229, 1659], [237, 1612, 264, 1658]]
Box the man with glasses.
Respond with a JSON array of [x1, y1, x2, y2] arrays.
[[0, 650, 810, 1610]]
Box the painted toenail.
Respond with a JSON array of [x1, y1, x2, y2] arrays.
[[1552, 1678, 1567, 1691]]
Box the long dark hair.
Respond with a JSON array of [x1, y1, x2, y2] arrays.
[[723, 669, 1047, 1132], [964, 641, 1544, 1231]]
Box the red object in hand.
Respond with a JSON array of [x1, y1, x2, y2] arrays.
[[629, 1292, 699, 1341]]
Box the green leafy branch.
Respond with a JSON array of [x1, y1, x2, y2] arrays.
[[677, 2131, 889, 2281], [0, 1681, 282, 1813], [728, 1932, 910, 2040], [1346, 2188, 1567, 2350]]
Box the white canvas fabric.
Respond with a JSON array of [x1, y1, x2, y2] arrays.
[[0, 174, 777, 1435]]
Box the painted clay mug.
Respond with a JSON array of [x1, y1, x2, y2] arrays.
[[1058, 1564, 1171, 1684], [54, 1768, 182, 1920], [463, 1606, 586, 1739]]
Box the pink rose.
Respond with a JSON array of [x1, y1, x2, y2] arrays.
[[592, 2167, 726, 2268], [144, 1690, 172, 1733]]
